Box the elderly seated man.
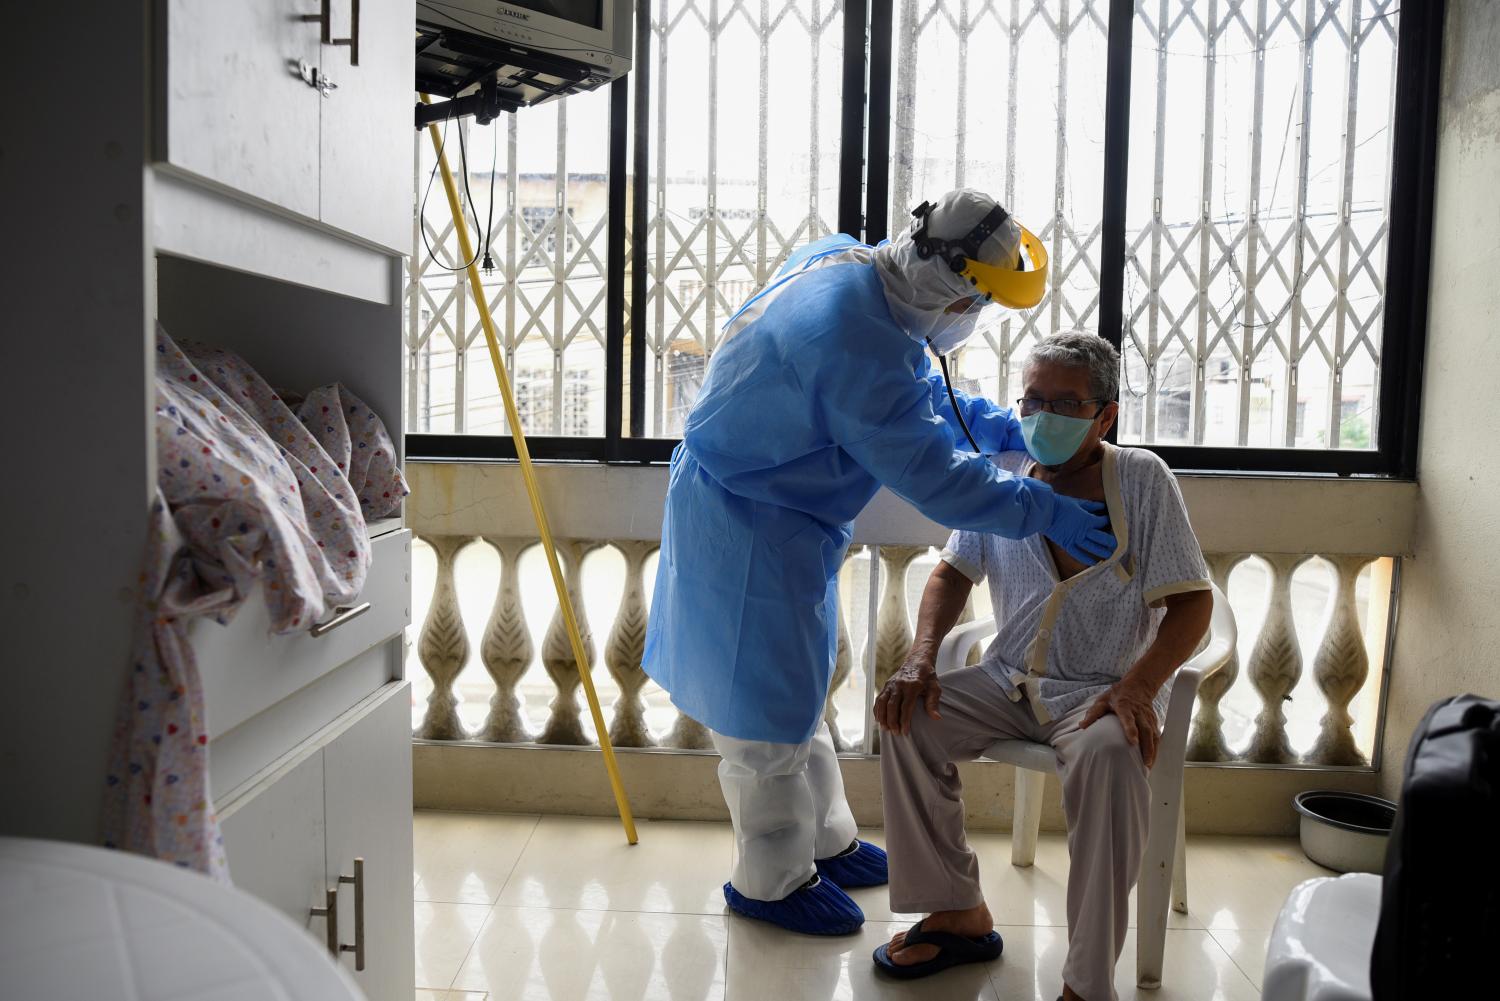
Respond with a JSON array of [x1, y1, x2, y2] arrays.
[[871, 331, 1212, 1001]]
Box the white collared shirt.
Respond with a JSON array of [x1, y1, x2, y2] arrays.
[[941, 444, 1211, 723]]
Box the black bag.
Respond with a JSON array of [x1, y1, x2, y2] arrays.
[[1371, 694, 1500, 999]]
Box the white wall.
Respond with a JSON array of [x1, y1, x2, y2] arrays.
[[1380, 0, 1500, 796]]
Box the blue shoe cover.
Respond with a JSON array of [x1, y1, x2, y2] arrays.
[[723, 876, 864, 936], [816, 840, 889, 889]]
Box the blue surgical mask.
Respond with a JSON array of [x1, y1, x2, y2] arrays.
[[1021, 411, 1095, 467]]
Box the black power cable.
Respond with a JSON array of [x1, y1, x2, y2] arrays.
[[419, 111, 497, 272]]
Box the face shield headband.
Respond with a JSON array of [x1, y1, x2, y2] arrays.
[[910, 201, 1049, 310]]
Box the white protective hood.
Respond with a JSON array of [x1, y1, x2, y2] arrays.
[[874, 188, 1024, 353]]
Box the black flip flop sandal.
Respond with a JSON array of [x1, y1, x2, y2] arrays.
[[871, 918, 1004, 980]]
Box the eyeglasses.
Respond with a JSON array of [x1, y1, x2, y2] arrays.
[[1015, 397, 1107, 419]]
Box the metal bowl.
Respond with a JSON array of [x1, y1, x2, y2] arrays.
[[1293, 790, 1397, 874]]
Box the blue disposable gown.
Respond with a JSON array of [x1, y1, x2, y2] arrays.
[[642, 234, 1058, 743]]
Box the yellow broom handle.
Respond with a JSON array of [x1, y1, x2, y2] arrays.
[[420, 96, 638, 845]]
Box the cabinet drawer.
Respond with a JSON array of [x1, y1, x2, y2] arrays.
[[210, 640, 398, 801], [158, 0, 322, 217], [319, 0, 416, 252], [195, 529, 411, 737]]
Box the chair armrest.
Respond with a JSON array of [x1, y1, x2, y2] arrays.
[[1180, 632, 1233, 686], [1181, 581, 1237, 685], [934, 617, 997, 675], [1151, 582, 1237, 798]]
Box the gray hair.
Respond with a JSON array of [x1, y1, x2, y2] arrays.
[[1026, 331, 1120, 401]]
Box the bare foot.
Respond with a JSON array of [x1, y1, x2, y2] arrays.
[[885, 903, 994, 966]]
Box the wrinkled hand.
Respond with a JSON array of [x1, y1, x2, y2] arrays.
[[1080, 679, 1161, 767], [873, 657, 943, 736]]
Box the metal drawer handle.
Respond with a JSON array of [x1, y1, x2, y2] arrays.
[[298, 0, 332, 42], [310, 886, 339, 957], [311, 602, 371, 637], [300, 0, 359, 65], [338, 858, 366, 971], [341, 0, 361, 66]]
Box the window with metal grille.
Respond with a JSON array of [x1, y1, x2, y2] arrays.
[[1120, 0, 1399, 455], [882, 0, 1111, 433], [405, 0, 1440, 476], [633, 0, 847, 439], [406, 86, 613, 440]]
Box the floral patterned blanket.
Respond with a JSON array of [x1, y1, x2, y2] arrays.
[[103, 325, 407, 878]]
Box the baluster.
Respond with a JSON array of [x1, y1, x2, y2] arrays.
[[536, 540, 602, 746], [870, 545, 925, 752], [823, 546, 862, 752], [1306, 554, 1377, 766], [605, 541, 658, 748], [1186, 553, 1245, 762], [1246, 553, 1307, 764], [415, 535, 472, 740], [667, 713, 715, 750], [477, 537, 534, 743]]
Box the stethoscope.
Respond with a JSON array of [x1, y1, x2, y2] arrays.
[[928, 339, 984, 455]]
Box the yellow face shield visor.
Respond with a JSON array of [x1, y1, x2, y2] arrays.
[[958, 225, 1048, 310]]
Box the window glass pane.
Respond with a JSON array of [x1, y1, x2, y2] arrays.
[[406, 86, 613, 436], [1119, 0, 1398, 450], [887, 0, 1112, 408], [639, 0, 847, 437]]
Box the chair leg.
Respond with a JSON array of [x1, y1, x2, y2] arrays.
[[1171, 799, 1188, 914], [1011, 768, 1045, 867], [1135, 795, 1177, 990]]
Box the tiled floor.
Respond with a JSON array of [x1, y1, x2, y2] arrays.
[[413, 811, 1332, 1000]]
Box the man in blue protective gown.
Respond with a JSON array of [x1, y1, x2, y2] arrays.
[[641, 188, 1116, 936]]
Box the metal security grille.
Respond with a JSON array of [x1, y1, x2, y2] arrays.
[[887, 0, 1112, 410], [1120, 0, 1398, 450], [404, 0, 1431, 474], [639, 0, 846, 435], [405, 88, 614, 437]]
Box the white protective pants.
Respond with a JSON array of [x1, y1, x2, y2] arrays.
[[711, 722, 860, 901]]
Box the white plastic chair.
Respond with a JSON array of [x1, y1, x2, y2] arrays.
[[1262, 874, 1380, 1001], [933, 583, 1237, 989]]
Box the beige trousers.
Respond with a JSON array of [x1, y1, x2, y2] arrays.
[[880, 667, 1150, 1001]]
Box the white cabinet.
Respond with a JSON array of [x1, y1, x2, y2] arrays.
[[320, 0, 417, 252], [219, 682, 413, 1001], [158, 0, 415, 253], [324, 686, 415, 1001], [63, 5, 419, 997], [155, 31, 417, 983], [218, 747, 328, 935]]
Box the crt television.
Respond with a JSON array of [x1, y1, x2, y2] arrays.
[[416, 0, 633, 120]]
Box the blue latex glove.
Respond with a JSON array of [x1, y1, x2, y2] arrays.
[[922, 360, 1026, 454], [1045, 494, 1116, 565]]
